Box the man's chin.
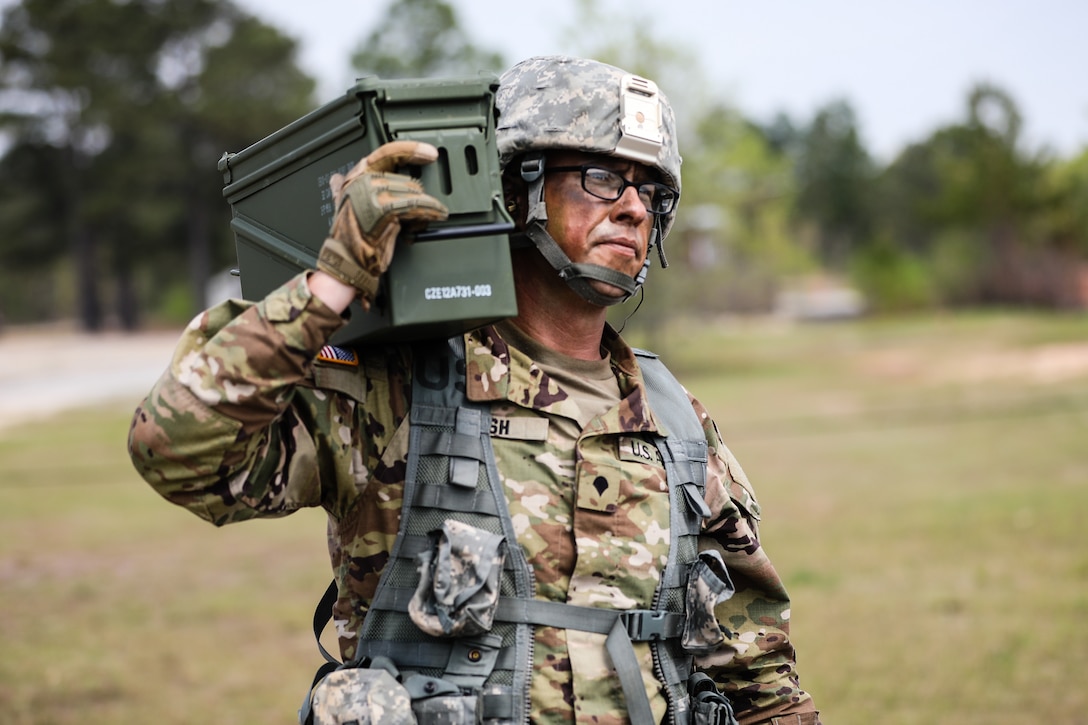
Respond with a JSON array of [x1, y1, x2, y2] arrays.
[[586, 280, 631, 304]]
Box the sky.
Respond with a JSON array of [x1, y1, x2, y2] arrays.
[[232, 0, 1088, 163]]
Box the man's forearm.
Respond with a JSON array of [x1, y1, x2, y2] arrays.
[[308, 269, 357, 314]]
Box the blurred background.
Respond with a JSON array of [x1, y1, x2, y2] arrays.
[[1, 1, 1086, 723], [1, 0, 1087, 329]]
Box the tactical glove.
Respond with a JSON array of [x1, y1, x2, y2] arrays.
[[317, 140, 449, 306]]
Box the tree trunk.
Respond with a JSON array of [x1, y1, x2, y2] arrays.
[[74, 225, 102, 331], [188, 190, 211, 313], [115, 254, 139, 330]]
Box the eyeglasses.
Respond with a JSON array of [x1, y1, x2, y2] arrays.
[[544, 165, 679, 215]]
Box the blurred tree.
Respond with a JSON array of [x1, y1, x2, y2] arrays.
[[559, 0, 707, 140], [350, 0, 505, 79], [934, 84, 1038, 229], [760, 112, 805, 156], [791, 99, 877, 269], [0, 141, 68, 325], [0, 0, 315, 329], [678, 104, 809, 313], [1024, 148, 1088, 307], [0, 0, 186, 329], [875, 82, 1062, 306], [164, 12, 316, 319], [1041, 149, 1088, 255], [557, 0, 847, 332]]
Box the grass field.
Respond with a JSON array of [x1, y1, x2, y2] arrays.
[[2, 310, 1086, 724]]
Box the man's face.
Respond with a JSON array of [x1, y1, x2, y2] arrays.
[[542, 150, 657, 299]]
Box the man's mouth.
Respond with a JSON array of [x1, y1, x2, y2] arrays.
[[595, 239, 639, 258]]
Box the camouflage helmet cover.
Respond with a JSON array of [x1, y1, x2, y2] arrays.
[[496, 55, 682, 236]]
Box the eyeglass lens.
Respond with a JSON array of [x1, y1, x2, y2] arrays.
[[546, 166, 677, 215]]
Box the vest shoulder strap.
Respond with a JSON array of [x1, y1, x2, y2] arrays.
[[633, 347, 703, 440], [635, 347, 710, 522], [633, 348, 711, 725]]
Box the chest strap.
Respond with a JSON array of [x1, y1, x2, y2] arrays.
[[368, 587, 685, 643]]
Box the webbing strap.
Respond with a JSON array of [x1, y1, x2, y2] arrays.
[[355, 638, 519, 672], [663, 437, 710, 519], [312, 578, 340, 666], [607, 618, 656, 725], [451, 408, 482, 486], [635, 349, 713, 725], [361, 588, 679, 720], [415, 428, 486, 460], [495, 598, 684, 641], [367, 589, 685, 643], [521, 222, 640, 306], [412, 480, 500, 515]]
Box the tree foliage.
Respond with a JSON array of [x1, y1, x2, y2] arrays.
[[1042, 149, 1088, 255], [350, 0, 505, 79], [871, 83, 1074, 307], [791, 100, 877, 267], [0, 0, 315, 329], [1, 0, 1087, 331]]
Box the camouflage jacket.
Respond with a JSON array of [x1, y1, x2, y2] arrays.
[[128, 273, 819, 725]]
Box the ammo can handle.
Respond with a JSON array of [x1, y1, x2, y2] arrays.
[[411, 221, 515, 242]]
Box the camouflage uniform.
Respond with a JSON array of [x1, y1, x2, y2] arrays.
[[129, 272, 818, 724]]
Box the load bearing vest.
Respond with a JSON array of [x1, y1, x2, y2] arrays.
[[312, 335, 722, 725]]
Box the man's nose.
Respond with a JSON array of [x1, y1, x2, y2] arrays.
[[612, 184, 649, 223]]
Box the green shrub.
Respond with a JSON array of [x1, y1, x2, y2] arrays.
[[850, 239, 936, 312]]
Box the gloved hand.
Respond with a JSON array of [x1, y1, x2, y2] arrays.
[[317, 140, 449, 306]]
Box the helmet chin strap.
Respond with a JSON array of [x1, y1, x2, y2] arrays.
[[516, 154, 663, 308], [517, 222, 651, 307]]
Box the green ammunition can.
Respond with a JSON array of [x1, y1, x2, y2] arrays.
[[218, 74, 517, 345]]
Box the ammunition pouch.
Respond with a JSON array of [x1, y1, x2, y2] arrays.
[[408, 520, 507, 638], [304, 661, 517, 725], [403, 676, 514, 725], [306, 660, 414, 725], [681, 550, 735, 655]]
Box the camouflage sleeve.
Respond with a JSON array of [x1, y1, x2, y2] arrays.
[[127, 272, 349, 526], [690, 395, 821, 724]]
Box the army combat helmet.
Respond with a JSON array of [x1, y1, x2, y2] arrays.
[[496, 55, 682, 306]]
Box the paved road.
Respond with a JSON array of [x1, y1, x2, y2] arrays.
[[0, 326, 182, 433]]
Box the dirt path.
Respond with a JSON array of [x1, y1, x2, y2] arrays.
[[0, 325, 182, 433]]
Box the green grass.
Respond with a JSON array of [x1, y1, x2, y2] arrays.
[[654, 311, 1088, 724], [0, 402, 332, 724], [2, 310, 1087, 723]]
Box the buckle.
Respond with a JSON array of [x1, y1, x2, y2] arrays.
[[623, 610, 669, 641], [519, 154, 545, 182]]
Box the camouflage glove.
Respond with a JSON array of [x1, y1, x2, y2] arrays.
[[317, 140, 449, 305]]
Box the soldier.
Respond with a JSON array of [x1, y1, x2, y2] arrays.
[[129, 55, 821, 725]]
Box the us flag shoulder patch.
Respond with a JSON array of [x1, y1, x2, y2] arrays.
[[316, 344, 359, 366]]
